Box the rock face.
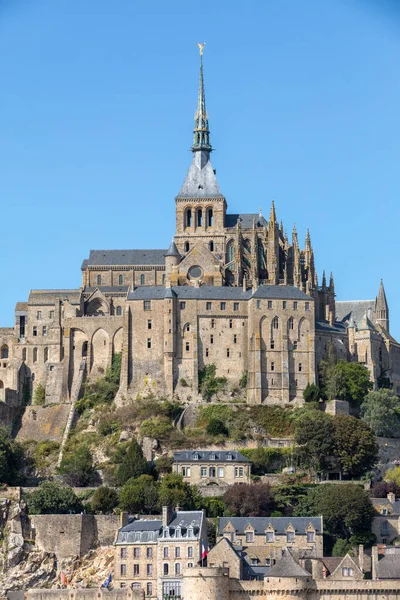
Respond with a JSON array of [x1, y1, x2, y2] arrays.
[[0, 497, 116, 594]]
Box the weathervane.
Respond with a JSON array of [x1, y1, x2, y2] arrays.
[[197, 42, 206, 56]]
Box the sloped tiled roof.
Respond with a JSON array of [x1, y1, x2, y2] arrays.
[[336, 300, 375, 324], [82, 249, 167, 267], [268, 552, 311, 578], [174, 450, 250, 463], [218, 516, 322, 536], [177, 153, 223, 198], [375, 554, 400, 579], [28, 290, 81, 306], [225, 213, 268, 229], [128, 285, 311, 302]]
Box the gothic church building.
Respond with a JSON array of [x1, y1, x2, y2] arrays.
[[1, 50, 399, 415]]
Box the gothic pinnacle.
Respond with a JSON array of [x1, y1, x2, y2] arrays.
[[292, 223, 298, 246], [270, 199, 276, 224]]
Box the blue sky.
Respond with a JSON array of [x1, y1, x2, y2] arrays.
[[1, 0, 400, 336]]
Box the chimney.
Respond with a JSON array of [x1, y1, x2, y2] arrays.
[[358, 545, 364, 573], [119, 511, 129, 528], [372, 546, 378, 580], [388, 491, 396, 503], [162, 505, 173, 527], [175, 505, 181, 513]]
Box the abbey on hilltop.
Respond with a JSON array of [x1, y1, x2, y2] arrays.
[[0, 48, 399, 417]]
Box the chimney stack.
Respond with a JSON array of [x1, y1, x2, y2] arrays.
[[388, 491, 396, 503], [162, 505, 173, 527]]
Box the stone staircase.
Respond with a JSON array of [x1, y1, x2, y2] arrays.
[[57, 358, 87, 467]]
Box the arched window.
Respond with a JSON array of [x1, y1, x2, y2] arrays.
[[162, 274, 166, 284], [184, 242, 190, 253], [186, 208, 192, 228], [207, 208, 213, 227], [1, 345, 8, 359], [226, 240, 234, 264], [33, 347, 38, 363], [116, 306, 122, 316], [118, 274, 123, 285], [197, 209, 202, 227], [140, 274, 145, 285], [97, 274, 102, 286], [22, 348, 27, 362], [288, 317, 294, 330], [44, 347, 49, 363], [273, 317, 279, 330], [209, 241, 214, 252]]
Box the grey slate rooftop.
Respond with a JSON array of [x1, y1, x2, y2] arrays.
[[336, 300, 375, 324], [268, 552, 311, 578], [177, 152, 223, 198], [84, 286, 130, 294], [128, 285, 312, 302], [82, 249, 167, 268], [174, 450, 250, 463], [225, 213, 268, 229], [372, 498, 400, 515], [375, 554, 400, 579], [315, 320, 347, 333], [28, 290, 81, 306], [218, 517, 322, 535], [116, 511, 204, 545]]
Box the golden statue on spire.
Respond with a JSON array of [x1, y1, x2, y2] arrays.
[[197, 42, 206, 56]]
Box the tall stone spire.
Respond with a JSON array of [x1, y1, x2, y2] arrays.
[[269, 199, 276, 225], [177, 44, 223, 199], [191, 43, 212, 155], [375, 279, 389, 332]]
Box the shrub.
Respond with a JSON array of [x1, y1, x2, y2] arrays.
[[198, 364, 227, 401], [119, 475, 159, 514], [75, 352, 121, 415], [206, 418, 228, 437], [140, 416, 174, 440], [58, 445, 96, 486], [303, 383, 320, 403], [223, 483, 276, 517], [239, 372, 248, 389], [241, 447, 291, 475], [27, 481, 82, 514], [33, 383, 46, 406], [91, 486, 118, 514], [116, 439, 150, 486], [0, 427, 26, 485]]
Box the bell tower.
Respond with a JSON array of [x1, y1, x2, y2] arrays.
[[174, 44, 226, 259]]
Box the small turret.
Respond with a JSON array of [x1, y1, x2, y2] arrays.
[[164, 241, 181, 286], [375, 279, 389, 332]]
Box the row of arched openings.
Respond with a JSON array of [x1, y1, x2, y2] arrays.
[[21, 347, 49, 363], [185, 208, 213, 228], [97, 274, 125, 286], [184, 241, 214, 253]]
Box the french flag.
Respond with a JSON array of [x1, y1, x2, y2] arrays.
[[201, 540, 208, 560]]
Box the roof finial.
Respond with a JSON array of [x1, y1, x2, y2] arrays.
[[259, 206, 262, 217], [191, 43, 212, 153]]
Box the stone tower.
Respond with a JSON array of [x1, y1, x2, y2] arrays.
[[174, 45, 227, 262], [375, 279, 389, 332]]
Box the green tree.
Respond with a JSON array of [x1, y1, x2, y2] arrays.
[[332, 415, 378, 477], [294, 412, 335, 473], [322, 360, 372, 407], [223, 483, 276, 517], [361, 389, 400, 437], [206, 418, 228, 437], [91, 486, 118, 513], [27, 481, 83, 514], [116, 439, 150, 486], [332, 538, 354, 556], [295, 484, 374, 543], [158, 473, 201, 510], [58, 445, 96, 486], [33, 383, 46, 406], [0, 427, 26, 485], [384, 466, 400, 488], [119, 475, 159, 514], [303, 383, 320, 403]]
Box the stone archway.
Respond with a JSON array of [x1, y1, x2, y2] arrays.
[[91, 328, 109, 375]]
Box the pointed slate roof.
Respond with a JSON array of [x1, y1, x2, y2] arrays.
[[268, 552, 311, 578], [177, 151, 223, 198], [165, 241, 181, 257]]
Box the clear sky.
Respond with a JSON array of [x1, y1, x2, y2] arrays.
[[1, 0, 400, 335]]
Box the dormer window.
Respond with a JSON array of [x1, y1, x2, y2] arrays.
[[382, 507, 388, 515], [226, 453, 233, 461], [175, 526, 181, 537], [163, 527, 169, 538], [193, 453, 200, 460], [187, 526, 194, 537], [210, 453, 217, 460], [245, 531, 254, 543]]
